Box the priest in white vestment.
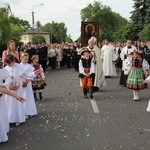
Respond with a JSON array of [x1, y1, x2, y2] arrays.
[[119, 40, 136, 86], [87, 37, 106, 91], [101, 39, 117, 77]]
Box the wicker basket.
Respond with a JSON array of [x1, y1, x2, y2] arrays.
[[9, 83, 20, 90], [22, 81, 28, 87]]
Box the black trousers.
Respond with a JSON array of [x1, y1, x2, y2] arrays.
[[39, 60, 47, 72], [51, 57, 57, 70]]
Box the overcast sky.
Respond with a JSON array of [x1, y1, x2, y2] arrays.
[[0, 0, 134, 40]]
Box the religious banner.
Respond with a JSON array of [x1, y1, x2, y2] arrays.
[[81, 21, 99, 47]]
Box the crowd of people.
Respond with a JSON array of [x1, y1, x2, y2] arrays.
[[0, 40, 47, 143], [0, 38, 150, 143]]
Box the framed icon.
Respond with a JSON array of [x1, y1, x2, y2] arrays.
[[81, 22, 99, 47]]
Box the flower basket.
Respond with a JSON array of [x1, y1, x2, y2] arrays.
[[22, 81, 28, 87], [9, 83, 20, 90]]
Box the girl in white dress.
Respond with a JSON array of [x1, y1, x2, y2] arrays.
[[0, 59, 11, 142], [144, 76, 150, 112], [20, 53, 37, 118], [0, 83, 25, 143], [4, 54, 26, 126]]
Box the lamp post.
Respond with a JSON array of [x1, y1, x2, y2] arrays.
[[31, 3, 44, 38]]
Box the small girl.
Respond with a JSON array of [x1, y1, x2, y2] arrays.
[[79, 48, 95, 99], [0, 58, 12, 142], [126, 50, 145, 101], [4, 54, 26, 126], [0, 86, 25, 143], [20, 53, 37, 118], [31, 55, 46, 101], [144, 76, 150, 112]]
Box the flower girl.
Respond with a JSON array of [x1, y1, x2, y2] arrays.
[[4, 54, 26, 126], [20, 53, 37, 118]]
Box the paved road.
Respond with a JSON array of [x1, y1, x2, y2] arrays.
[[1, 69, 150, 150]]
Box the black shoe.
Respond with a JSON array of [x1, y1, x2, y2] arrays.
[[90, 95, 93, 99], [89, 88, 93, 99], [34, 93, 38, 101], [83, 88, 88, 99], [39, 96, 43, 100], [105, 76, 111, 78], [39, 92, 43, 101]]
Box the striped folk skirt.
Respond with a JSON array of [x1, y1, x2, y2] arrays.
[[127, 70, 145, 90]]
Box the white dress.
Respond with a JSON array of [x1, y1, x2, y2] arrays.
[[56, 48, 62, 61], [20, 62, 37, 117], [0, 68, 12, 143], [145, 76, 150, 112], [0, 116, 8, 143], [101, 44, 117, 77], [5, 63, 26, 124]]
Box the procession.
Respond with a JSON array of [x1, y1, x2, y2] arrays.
[[0, 0, 150, 149]]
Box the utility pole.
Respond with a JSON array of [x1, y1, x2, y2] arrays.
[[32, 11, 35, 37], [37, 21, 40, 43], [31, 3, 44, 40]]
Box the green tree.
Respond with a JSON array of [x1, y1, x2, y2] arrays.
[[113, 22, 134, 42], [66, 34, 73, 43], [32, 35, 46, 44], [41, 21, 68, 43], [9, 16, 30, 31], [9, 23, 23, 45], [0, 7, 31, 54], [81, 1, 128, 41], [130, 0, 150, 40], [138, 24, 150, 41], [9, 16, 30, 44], [0, 8, 11, 54]]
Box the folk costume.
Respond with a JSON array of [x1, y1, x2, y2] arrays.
[[127, 57, 145, 90], [32, 62, 45, 101], [126, 52, 145, 100], [79, 48, 95, 99], [20, 62, 37, 117], [120, 45, 136, 86]]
